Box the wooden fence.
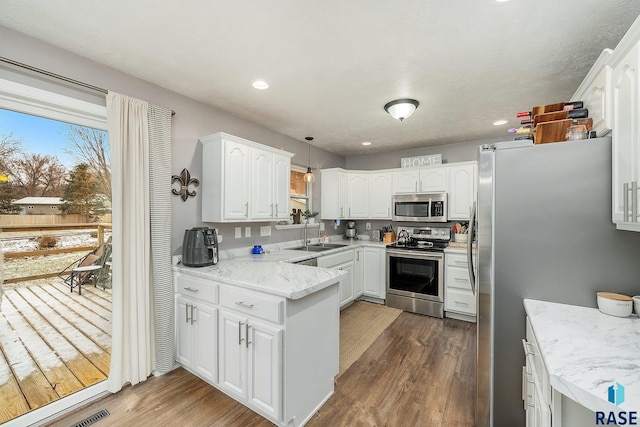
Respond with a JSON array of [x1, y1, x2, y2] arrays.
[[1, 223, 112, 284], [0, 214, 112, 226]]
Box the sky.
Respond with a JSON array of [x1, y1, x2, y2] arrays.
[[0, 108, 81, 169]]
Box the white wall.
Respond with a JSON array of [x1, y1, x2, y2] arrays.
[[0, 25, 346, 252]]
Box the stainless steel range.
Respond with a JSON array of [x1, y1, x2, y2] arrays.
[[386, 225, 451, 318]]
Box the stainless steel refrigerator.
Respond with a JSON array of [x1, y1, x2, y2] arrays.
[[469, 137, 640, 426]]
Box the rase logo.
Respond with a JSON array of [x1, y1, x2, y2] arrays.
[[596, 382, 637, 425]]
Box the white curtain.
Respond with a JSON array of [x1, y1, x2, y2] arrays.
[[106, 92, 153, 392]]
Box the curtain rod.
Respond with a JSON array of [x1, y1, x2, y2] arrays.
[[0, 56, 175, 116]]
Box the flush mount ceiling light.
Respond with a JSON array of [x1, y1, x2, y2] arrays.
[[362, 141, 372, 146], [304, 136, 315, 183], [493, 119, 508, 126], [384, 99, 419, 121], [252, 79, 269, 90]]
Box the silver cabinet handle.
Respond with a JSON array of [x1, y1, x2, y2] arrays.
[[186, 304, 190, 323], [190, 305, 196, 324], [349, 207, 351, 217], [454, 300, 469, 306], [454, 277, 468, 282], [340, 207, 344, 218], [415, 181, 418, 192], [275, 203, 278, 216], [633, 181, 638, 222], [387, 207, 390, 217], [246, 323, 252, 348], [624, 182, 629, 222], [270, 204, 274, 217], [245, 202, 249, 217], [239, 321, 244, 345], [184, 287, 199, 293], [235, 301, 254, 309]]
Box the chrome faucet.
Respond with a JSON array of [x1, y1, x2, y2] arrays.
[[303, 223, 311, 248]]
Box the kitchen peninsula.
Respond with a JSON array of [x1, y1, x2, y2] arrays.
[[173, 252, 345, 427]]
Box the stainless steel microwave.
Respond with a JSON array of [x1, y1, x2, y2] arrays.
[[392, 192, 448, 222]]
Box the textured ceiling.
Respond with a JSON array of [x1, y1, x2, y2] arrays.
[[1, 1, 639, 157]]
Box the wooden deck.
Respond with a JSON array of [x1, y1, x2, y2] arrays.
[[0, 279, 111, 424]]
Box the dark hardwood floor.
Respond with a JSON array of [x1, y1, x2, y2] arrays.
[[46, 312, 476, 427]]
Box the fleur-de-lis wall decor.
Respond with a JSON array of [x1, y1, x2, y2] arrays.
[[172, 168, 199, 202]]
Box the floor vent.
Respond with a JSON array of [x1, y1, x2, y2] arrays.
[[70, 409, 110, 427]]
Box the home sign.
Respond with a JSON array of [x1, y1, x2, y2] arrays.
[[401, 154, 443, 168]]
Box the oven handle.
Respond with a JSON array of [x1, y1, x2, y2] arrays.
[[386, 248, 444, 261], [467, 201, 477, 296]]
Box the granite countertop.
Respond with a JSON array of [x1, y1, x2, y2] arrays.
[[524, 299, 640, 415], [173, 238, 388, 300]]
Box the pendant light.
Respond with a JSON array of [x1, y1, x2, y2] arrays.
[[384, 98, 419, 121], [303, 136, 315, 183]]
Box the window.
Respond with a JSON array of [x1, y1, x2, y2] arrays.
[[290, 164, 311, 214]]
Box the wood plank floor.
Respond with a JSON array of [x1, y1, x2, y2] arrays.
[[0, 280, 111, 424], [48, 312, 475, 427]]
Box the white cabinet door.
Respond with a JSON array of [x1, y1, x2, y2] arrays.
[[192, 301, 218, 383], [247, 320, 282, 421], [219, 309, 246, 399], [320, 169, 347, 219], [223, 140, 251, 220], [338, 261, 355, 307], [368, 173, 392, 219], [362, 247, 385, 299], [393, 169, 420, 194], [251, 148, 274, 220], [572, 48, 613, 137], [612, 42, 639, 224], [354, 248, 364, 298], [419, 167, 448, 192], [176, 296, 193, 368], [273, 153, 291, 220], [347, 173, 369, 218], [449, 164, 476, 220]]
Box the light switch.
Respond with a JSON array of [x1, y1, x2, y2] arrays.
[[260, 225, 271, 236], [245, 226, 251, 237], [235, 227, 242, 239]]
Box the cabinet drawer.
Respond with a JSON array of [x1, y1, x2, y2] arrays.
[[176, 274, 218, 304], [220, 286, 284, 324], [525, 317, 551, 406], [317, 249, 354, 268], [445, 288, 476, 315], [445, 252, 469, 269], [445, 266, 472, 290]]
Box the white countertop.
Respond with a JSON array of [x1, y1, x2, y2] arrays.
[[174, 238, 388, 300], [524, 299, 640, 415]]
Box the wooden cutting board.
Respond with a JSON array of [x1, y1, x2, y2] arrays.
[[533, 110, 569, 127], [534, 119, 572, 144]]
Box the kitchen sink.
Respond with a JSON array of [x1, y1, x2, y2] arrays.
[[292, 243, 348, 252]]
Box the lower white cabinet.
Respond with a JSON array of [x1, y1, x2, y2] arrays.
[[318, 249, 356, 309], [219, 308, 282, 421], [174, 269, 340, 427], [175, 276, 218, 384], [444, 252, 476, 320], [354, 248, 364, 298], [362, 246, 385, 300]]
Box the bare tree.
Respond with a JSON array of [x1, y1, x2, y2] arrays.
[[10, 153, 67, 198], [0, 132, 22, 176], [64, 125, 111, 201]]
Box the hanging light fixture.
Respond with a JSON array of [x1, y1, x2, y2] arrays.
[[384, 98, 419, 121], [303, 136, 315, 183]]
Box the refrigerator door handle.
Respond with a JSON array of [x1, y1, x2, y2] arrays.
[[467, 201, 477, 295]]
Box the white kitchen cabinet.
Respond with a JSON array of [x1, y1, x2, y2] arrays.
[[218, 308, 282, 421], [362, 246, 385, 301], [444, 252, 476, 321], [318, 249, 356, 308], [448, 163, 477, 221], [347, 173, 369, 218], [522, 317, 552, 427], [392, 169, 420, 193], [200, 132, 294, 222], [320, 168, 347, 219], [571, 49, 613, 137], [175, 274, 218, 384], [419, 166, 448, 192], [354, 248, 364, 299], [368, 172, 392, 219]]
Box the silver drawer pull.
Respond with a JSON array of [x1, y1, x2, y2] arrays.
[[454, 277, 468, 282], [184, 287, 199, 293], [236, 301, 254, 309], [454, 301, 469, 306]]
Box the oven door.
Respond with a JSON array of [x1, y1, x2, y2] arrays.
[[386, 249, 444, 302]]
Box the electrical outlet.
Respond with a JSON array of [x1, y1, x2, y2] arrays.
[[366, 222, 371, 230], [235, 227, 242, 239], [319, 223, 325, 232], [245, 226, 251, 237], [260, 225, 271, 236]]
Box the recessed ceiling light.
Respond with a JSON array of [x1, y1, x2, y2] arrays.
[[493, 120, 508, 126], [252, 79, 269, 90], [362, 141, 372, 146]]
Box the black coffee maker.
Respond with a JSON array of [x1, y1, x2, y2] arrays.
[[182, 227, 219, 267]]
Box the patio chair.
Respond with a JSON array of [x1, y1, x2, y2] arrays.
[[58, 237, 112, 295]]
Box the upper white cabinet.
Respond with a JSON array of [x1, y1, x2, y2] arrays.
[[368, 172, 392, 219], [320, 169, 347, 219], [571, 49, 613, 137], [346, 173, 369, 218], [392, 169, 420, 193], [200, 132, 294, 223], [419, 167, 448, 192], [448, 163, 477, 221]]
